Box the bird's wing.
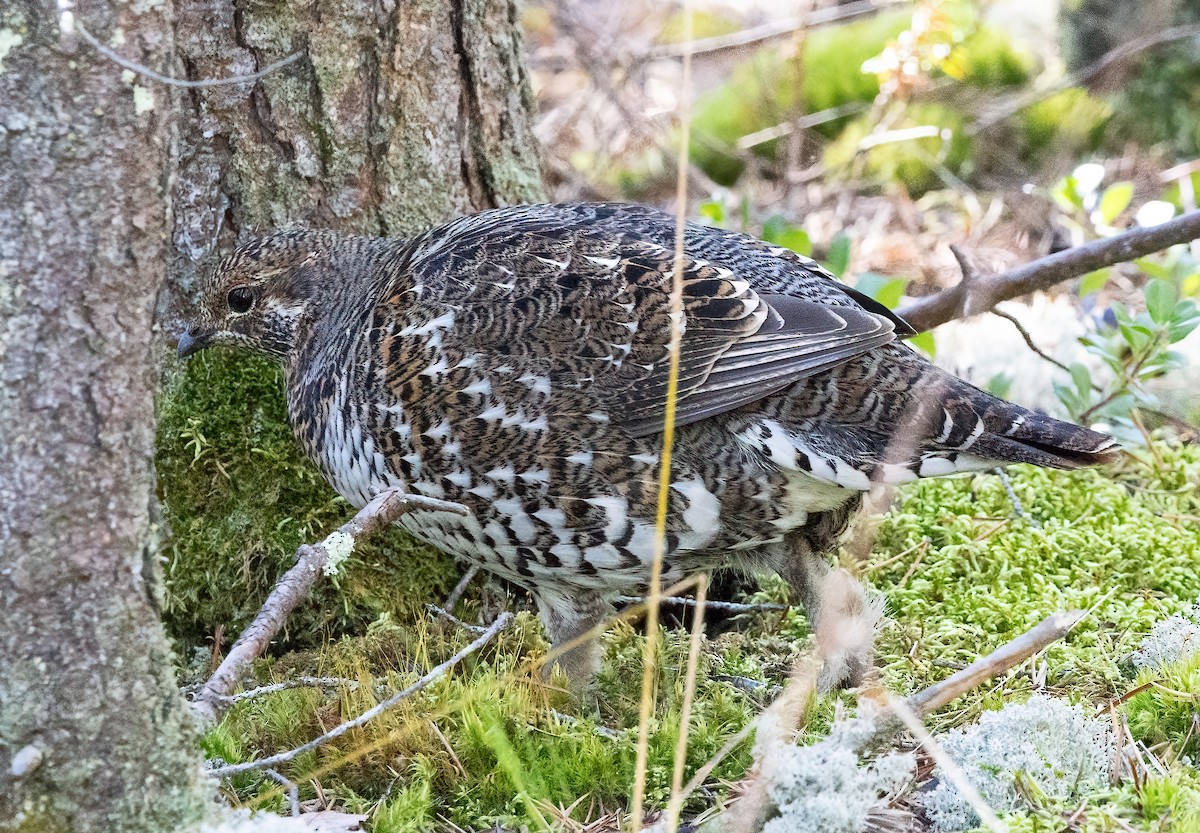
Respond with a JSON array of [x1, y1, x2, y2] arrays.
[[405, 205, 900, 437]]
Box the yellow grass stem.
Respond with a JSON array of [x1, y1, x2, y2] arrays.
[[630, 1, 693, 826]]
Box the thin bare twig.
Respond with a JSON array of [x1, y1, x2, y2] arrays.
[[992, 468, 1036, 527], [444, 565, 480, 614], [211, 611, 513, 777], [974, 24, 1200, 130], [427, 604, 487, 635], [191, 489, 469, 725], [898, 211, 1200, 332], [616, 595, 787, 613], [73, 21, 303, 89], [647, 0, 911, 60], [906, 611, 1085, 716], [989, 309, 1083, 381], [263, 769, 300, 817], [217, 677, 360, 705]]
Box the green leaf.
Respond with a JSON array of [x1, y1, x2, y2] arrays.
[[761, 215, 788, 242], [825, 233, 852, 278], [910, 330, 936, 357], [698, 200, 724, 225], [1182, 273, 1200, 297], [1145, 279, 1177, 325], [762, 216, 814, 256], [854, 273, 907, 308], [776, 228, 813, 256], [1052, 175, 1083, 212], [985, 372, 1013, 399], [1098, 181, 1134, 225], [1069, 362, 1092, 396], [1135, 258, 1172, 280], [1078, 268, 1111, 296]]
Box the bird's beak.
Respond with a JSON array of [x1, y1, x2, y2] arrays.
[[176, 328, 213, 359]]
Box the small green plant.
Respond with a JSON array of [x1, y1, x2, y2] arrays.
[[1054, 280, 1199, 442]]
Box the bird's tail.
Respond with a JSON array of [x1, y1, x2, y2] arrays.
[[741, 346, 1120, 489]]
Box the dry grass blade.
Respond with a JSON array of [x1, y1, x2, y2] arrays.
[[886, 696, 1007, 833], [631, 3, 693, 828], [666, 575, 709, 831]]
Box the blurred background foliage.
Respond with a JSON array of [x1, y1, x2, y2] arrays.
[[527, 0, 1200, 437]]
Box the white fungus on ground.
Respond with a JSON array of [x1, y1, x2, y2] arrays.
[[1131, 598, 1200, 672], [922, 695, 1115, 831]]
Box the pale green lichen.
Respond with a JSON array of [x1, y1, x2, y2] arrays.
[[0, 28, 23, 73], [133, 85, 154, 115], [321, 531, 356, 577], [1132, 597, 1200, 671], [923, 695, 1115, 831]]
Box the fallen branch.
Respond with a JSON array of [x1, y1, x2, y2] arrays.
[[211, 676, 362, 706], [898, 211, 1200, 333], [190, 489, 469, 725], [210, 611, 513, 777], [906, 610, 1084, 717]]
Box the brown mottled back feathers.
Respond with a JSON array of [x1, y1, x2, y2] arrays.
[[187, 201, 1118, 602]]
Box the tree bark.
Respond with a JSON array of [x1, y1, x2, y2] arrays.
[[0, 2, 212, 831], [165, 0, 543, 317], [0, 0, 542, 829]]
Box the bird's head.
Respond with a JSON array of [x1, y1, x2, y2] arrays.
[[177, 229, 340, 361]]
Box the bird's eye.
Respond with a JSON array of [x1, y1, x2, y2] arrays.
[[227, 287, 256, 314]]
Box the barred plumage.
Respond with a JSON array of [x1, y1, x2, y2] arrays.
[[179, 202, 1119, 689]]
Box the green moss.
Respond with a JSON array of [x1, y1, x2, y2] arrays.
[[823, 103, 973, 195], [856, 446, 1200, 731], [688, 12, 909, 185], [205, 613, 757, 829], [155, 349, 456, 651], [1016, 88, 1112, 161], [197, 441, 1200, 828], [1126, 652, 1200, 761], [947, 25, 1034, 88]]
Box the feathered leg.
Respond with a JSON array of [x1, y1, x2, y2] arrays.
[[768, 509, 882, 692], [534, 590, 614, 694]]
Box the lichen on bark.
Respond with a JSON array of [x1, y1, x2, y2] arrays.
[[0, 1, 211, 829]]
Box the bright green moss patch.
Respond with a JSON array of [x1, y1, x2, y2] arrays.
[[155, 349, 456, 651], [193, 440, 1200, 829], [858, 447, 1200, 729], [206, 614, 757, 829], [1126, 652, 1200, 762]]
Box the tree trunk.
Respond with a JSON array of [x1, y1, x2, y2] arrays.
[[166, 0, 543, 309], [1, 0, 541, 827], [0, 2, 212, 831]]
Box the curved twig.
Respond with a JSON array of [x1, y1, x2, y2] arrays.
[[898, 211, 1200, 333], [210, 612, 513, 777], [190, 489, 469, 725], [73, 21, 303, 89]]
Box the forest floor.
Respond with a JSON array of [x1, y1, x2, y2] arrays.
[[192, 440, 1200, 833]]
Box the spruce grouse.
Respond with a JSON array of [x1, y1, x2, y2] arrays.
[[179, 202, 1118, 688]]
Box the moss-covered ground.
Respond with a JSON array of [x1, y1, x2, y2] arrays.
[[165, 423, 1200, 831]]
